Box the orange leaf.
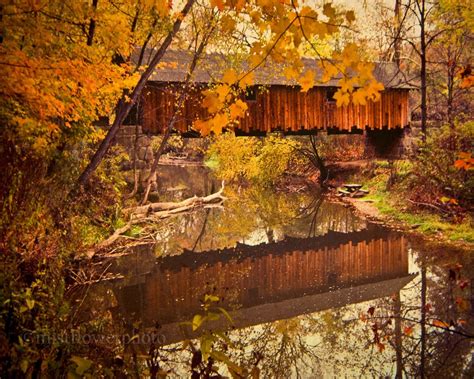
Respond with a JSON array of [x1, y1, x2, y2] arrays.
[[432, 320, 449, 328]]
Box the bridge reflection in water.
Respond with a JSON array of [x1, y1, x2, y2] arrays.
[[114, 224, 414, 343]]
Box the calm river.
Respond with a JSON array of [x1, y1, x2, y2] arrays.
[[80, 164, 473, 378]]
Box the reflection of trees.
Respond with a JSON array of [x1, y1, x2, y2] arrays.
[[152, 185, 368, 256], [178, 243, 472, 377], [360, 243, 474, 378], [79, 238, 473, 377], [228, 318, 323, 378]]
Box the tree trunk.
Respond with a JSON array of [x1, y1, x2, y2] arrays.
[[76, 0, 196, 188], [420, 264, 427, 378], [394, 0, 402, 68], [420, 0, 427, 143], [309, 135, 329, 187], [394, 291, 403, 379], [141, 27, 212, 204], [447, 49, 455, 130], [86, 0, 99, 46]]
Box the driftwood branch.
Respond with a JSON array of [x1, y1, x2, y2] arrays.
[[129, 182, 225, 217], [85, 182, 226, 258], [407, 199, 449, 214]]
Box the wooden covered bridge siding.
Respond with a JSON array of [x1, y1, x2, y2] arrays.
[[140, 83, 410, 134], [116, 230, 408, 327]]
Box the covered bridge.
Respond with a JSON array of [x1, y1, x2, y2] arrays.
[[131, 50, 411, 137]]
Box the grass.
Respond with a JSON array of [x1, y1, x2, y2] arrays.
[[355, 165, 474, 244]]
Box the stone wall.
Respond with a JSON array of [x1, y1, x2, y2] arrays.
[[365, 126, 419, 159], [114, 125, 155, 170]]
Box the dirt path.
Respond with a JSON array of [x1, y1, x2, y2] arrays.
[[344, 198, 386, 221], [334, 194, 473, 252]]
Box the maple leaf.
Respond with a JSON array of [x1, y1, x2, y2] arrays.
[[215, 84, 230, 102], [193, 119, 210, 136], [339, 77, 355, 93], [202, 91, 221, 113], [156, 0, 171, 18], [345, 10, 356, 23], [323, 3, 336, 19], [209, 112, 230, 134], [352, 89, 367, 106], [321, 63, 339, 83], [221, 15, 236, 32], [284, 66, 301, 81], [341, 43, 359, 68], [298, 70, 315, 92], [229, 99, 248, 119], [239, 72, 255, 89], [333, 90, 350, 107], [222, 69, 239, 85]]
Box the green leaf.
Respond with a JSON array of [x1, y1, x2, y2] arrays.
[[26, 298, 35, 310], [201, 336, 213, 360], [20, 359, 29, 373], [71, 356, 92, 375], [218, 307, 234, 325], [192, 314, 204, 331], [207, 312, 220, 321], [204, 294, 220, 303]]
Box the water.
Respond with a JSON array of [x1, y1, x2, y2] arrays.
[[80, 165, 473, 378]]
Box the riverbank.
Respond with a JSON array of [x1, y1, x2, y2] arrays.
[[328, 182, 473, 251]]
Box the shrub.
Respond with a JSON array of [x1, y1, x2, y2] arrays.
[[406, 122, 473, 206], [205, 133, 304, 186]]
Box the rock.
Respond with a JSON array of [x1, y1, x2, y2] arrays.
[[137, 135, 151, 147], [137, 147, 148, 160], [144, 147, 154, 161]]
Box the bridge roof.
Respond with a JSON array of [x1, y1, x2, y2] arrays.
[[134, 49, 412, 89]]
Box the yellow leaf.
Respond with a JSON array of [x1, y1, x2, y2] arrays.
[[284, 66, 301, 81], [222, 68, 238, 85], [202, 91, 221, 113], [321, 63, 339, 82], [341, 43, 359, 68], [215, 84, 230, 102], [221, 15, 236, 32], [339, 77, 356, 93], [352, 89, 367, 106], [210, 112, 230, 134], [155, 0, 170, 18], [239, 72, 255, 89], [192, 314, 203, 331], [298, 70, 315, 92], [333, 90, 350, 106], [229, 99, 248, 119]]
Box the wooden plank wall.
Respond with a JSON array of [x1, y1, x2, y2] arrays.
[[139, 235, 407, 325], [140, 83, 409, 134]]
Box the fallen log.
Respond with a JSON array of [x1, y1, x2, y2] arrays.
[[125, 181, 226, 217], [85, 182, 226, 258]]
